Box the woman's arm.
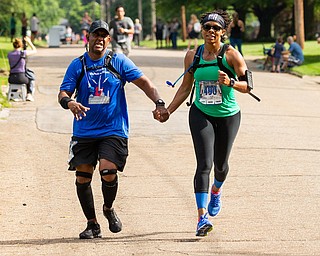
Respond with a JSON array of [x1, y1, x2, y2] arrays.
[[159, 50, 195, 122], [24, 37, 37, 56], [222, 46, 250, 93]]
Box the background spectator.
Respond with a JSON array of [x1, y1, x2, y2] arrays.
[[133, 18, 142, 47], [281, 36, 304, 70], [10, 13, 16, 42], [154, 18, 164, 49], [30, 13, 40, 43], [186, 14, 201, 51], [271, 36, 285, 73], [80, 11, 92, 46], [228, 12, 245, 55]]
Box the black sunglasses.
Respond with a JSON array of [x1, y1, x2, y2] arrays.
[[202, 24, 223, 32], [91, 31, 109, 38]]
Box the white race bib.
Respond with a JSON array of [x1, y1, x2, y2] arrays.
[[199, 80, 222, 105]]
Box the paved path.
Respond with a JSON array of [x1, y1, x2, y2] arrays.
[[0, 45, 319, 256]]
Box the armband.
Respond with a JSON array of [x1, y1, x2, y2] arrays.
[[245, 70, 253, 90], [60, 97, 74, 109], [238, 71, 253, 90], [238, 75, 246, 81]]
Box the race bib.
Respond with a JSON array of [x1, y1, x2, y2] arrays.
[[199, 80, 222, 105]]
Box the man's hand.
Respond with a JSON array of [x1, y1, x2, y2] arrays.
[[153, 107, 170, 123], [68, 101, 90, 121]]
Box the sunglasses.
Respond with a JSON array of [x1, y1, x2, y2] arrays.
[[202, 24, 223, 32], [91, 31, 109, 38]]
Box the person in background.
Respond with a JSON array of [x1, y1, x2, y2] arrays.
[[170, 17, 180, 49], [30, 13, 40, 43], [80, 12, 92, 46], [109, 5, 134, 56], [133, 18, 142, 47], [228, 12, 245, 55], [8, 37, 37, 101], [153, 9, 250, 237], [21, 12, 28, 50], [186, 14, 201, 51], [271, 36, 285, 73], [163, 20, 171, 48], [154, 18, 164, 49], [10, 13, 16, 42], [58, 20, 165, 239], [281, 36, 304, 70], [66, 26, 73, 45]]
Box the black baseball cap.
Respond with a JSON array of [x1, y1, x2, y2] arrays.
[[89, 20, 109, 34]]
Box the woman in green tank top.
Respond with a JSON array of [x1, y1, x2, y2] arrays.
[[153, 9, 251, 237]]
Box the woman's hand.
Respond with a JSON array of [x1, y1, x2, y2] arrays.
[[153, 107, 170, 123]]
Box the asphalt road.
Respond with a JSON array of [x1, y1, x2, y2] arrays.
[[0, 44, 319, 256]]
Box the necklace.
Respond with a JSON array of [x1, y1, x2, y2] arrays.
[[204, 46, 221, 59]]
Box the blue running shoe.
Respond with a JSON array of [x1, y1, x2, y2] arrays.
[[196, 213, 213, 237], [208, 191, 222, 217]]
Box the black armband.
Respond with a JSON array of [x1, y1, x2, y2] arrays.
[[238, 75, 246, 81], [60, 97, 74, 109]]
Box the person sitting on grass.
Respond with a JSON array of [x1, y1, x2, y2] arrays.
[[281, 36, 304, 71]]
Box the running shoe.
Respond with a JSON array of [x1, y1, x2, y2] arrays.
[[208, 191, 222, 217], [103, 205, 122, 233], [79, 221, 102, 239], [196, 213, 213, 237], [26, 93, 34, 102]]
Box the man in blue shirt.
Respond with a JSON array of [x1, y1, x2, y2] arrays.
[[58, 20, 165, 239], [281, 36, 304, 70]]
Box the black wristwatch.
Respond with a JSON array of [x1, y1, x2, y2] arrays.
[[229, 78, 235, 87], [155, 99, 165, 107]]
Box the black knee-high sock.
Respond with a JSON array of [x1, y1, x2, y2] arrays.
[[76, 181, 96, 220], [101, 175, 118, 209]]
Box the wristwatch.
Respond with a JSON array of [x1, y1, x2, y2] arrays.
[[229, 78, 235, 87], [155, 99, 165, 107]]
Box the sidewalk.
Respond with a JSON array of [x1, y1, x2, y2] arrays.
[[0, 46, 319, 256]]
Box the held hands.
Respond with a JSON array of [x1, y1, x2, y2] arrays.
[[153, 106, 170, 123], [68, 101, 90, 121]]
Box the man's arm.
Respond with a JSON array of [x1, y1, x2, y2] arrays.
[[131, 75, 161, 103]]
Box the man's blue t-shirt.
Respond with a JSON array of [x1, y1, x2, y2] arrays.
[[60, 51, 143, 138], [289, 42, 304, 62]]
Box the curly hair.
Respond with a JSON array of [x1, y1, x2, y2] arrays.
[[13, 38, 23, 49], [200, 9, 231, 42]]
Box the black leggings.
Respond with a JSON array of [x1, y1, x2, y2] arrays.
[[189, 104, 241, 193]]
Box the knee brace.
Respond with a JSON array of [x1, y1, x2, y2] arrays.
[[100, 169, 118, 188], [76, 171, 93, 179], [100, 169, 117, 176]]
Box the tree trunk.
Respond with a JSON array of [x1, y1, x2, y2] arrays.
[[252, 2, 287, 41]]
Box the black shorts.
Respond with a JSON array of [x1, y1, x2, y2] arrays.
[[68, 136, 128, 172]]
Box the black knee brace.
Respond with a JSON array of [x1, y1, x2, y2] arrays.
[[100, 169, 117, 176], [76, 171, 93, 179]]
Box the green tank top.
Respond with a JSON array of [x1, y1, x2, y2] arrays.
[[194, 45, 240, 117]]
